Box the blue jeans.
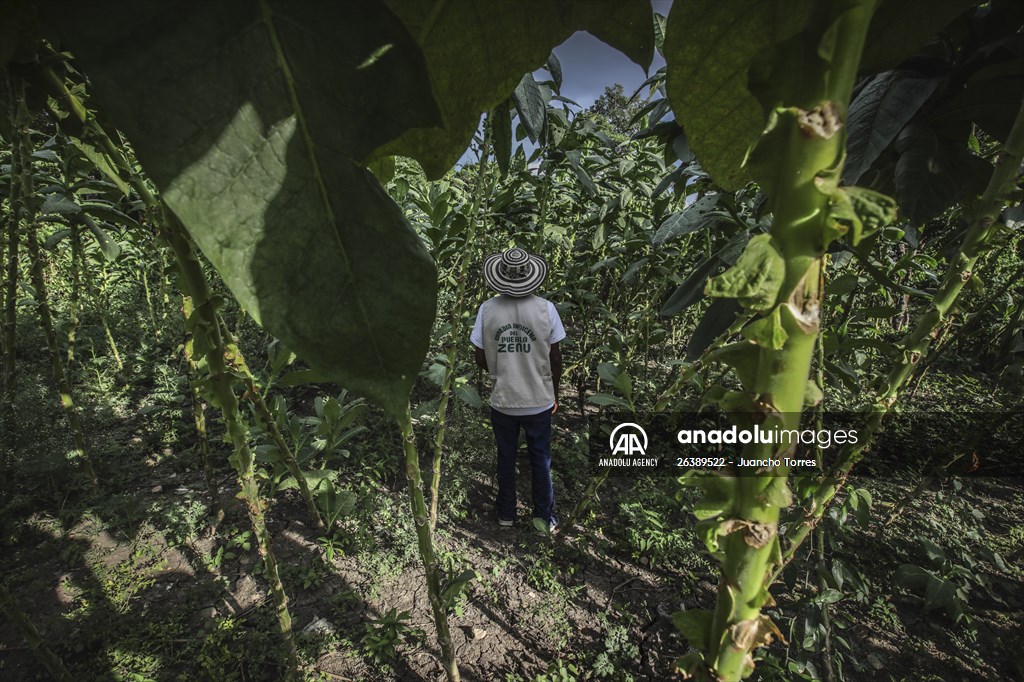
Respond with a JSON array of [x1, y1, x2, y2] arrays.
[[490, 407, 554, 523]]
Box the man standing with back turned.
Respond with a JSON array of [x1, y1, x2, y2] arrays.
[[470, 247, 565, 532]]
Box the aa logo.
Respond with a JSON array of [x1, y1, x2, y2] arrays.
[[609, 423, 648, 456]]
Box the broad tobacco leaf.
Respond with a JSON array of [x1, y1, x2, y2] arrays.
[[672, 609, 713, 651], [686, 298, 741, 361], [41, 0, 442, 417], [858, 0, 980, 74], [662, 0, 977, 191], [377, 0, 654, 178], [842, 70, 944, 185], [705, 234, 785, 311], [663, 0, 815, 190], [652, 193, 723, 246], [893, 122, 991, 225]]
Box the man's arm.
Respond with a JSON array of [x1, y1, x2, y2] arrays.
[[474, 346, 488, 372], [550, 342, 562, 409]]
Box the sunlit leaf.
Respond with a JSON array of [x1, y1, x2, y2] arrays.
[[663, 0, 814, 190], [43, 0, 442, 416]]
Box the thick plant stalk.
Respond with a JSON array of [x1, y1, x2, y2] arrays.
[[44, 70, 300, 673], [211, 316, 324, 529], [182, 294, 222, 522], [779, 95, 1024, 570], [429, 122, 493, 530], [55, 67, 320, 530], [908, 258, 1024, 394], [0, 93, 18, 489], [0, 584, 73, 681], [678, 5, 877, 680], [17, 106, 99, 487], [0, 221, 4, 369], [400, 406, 461, 682], [241, 371, 325, 530], [165, 215, 299, 677], [815, 526, 836, 682]]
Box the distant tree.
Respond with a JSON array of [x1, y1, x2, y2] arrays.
[[584, 83, 643, 138]]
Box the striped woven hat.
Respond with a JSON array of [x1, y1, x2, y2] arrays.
[[483, 247, 548, 297]]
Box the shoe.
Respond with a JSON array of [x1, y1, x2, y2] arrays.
[[498, 518, 514, 527], [532, 516, 558, 534]]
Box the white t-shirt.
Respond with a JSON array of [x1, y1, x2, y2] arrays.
[[471, 297, 566, 416]]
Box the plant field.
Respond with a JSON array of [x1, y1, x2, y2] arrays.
[[1, 1, 1023, 681]]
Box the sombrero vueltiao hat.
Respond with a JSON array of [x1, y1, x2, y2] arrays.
[[483, 247, 548, 297]]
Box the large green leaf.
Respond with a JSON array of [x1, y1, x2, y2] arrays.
[[858, 0, 979, 74], [930, 58, 1024, 143], [660, 233, 749, 317], [842, 70, 943, 185], [375, 0, 654, 178], [572, 0, 655, 71], [81, 215, 123, 262], [663, 0, 814, 190], [42, 0, 442, 417], [512, 73, 547, 144], [490, 100, 513, 178], [893, 122, 991, 224], [687, 298, 741, 361], [651, 194, 724, 246]]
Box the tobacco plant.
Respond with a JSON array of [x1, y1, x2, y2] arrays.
[[662, 3, 879, 678], [2, 0, 1020, 680]]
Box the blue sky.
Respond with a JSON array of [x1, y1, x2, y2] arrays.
[[550, 0, 671, 108], [457, 0, 672, 165]]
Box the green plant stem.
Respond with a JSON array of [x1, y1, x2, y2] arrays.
[[91, 245, 124, 372], [815, 526, 835, 682], [400, 405, 461, 681], [16, 99, 98, 488], [242, 369, 325, 530], [429, 121, 493, 530], [157, 248, 170, 330], [0, 84, 19, 490], [44, 68, 300, 673], [779, 93, 1024, 575], [164, 212, 299, 677], [699, 5, 876, 680], [910, 258, 1024, 391], [0, 584, 73, 681], [210, 317, 325, 529], [182, 294, 222, 523]]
